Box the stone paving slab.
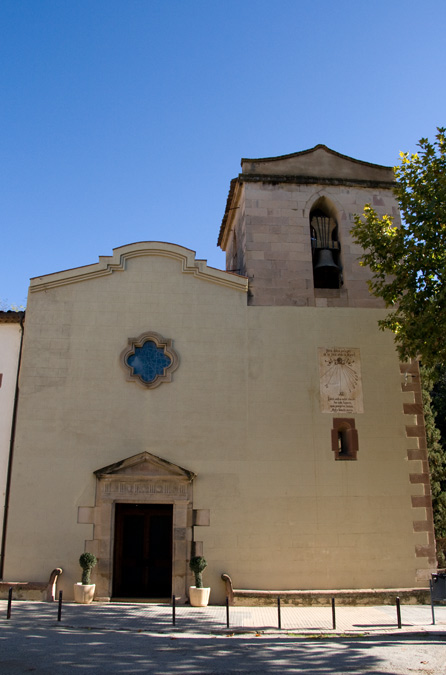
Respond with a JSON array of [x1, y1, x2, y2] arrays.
[[1, 600, 445, 635]]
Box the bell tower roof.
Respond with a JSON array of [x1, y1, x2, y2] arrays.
[[240, 144, 394, 182]]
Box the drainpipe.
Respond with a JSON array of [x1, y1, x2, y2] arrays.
[[0, 313, 25, 579]]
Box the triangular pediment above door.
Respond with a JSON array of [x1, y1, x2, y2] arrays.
[[94, 452, 196, 482]]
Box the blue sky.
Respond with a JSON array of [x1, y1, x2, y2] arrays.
[[1, 0, 445, 306]]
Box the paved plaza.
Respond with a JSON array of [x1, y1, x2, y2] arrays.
[[1, 601, 445, 674], [2, 599, 445, 635]]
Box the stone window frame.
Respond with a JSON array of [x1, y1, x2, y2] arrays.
[[120, 331, 179, 389], [331, 418, 358, 460]]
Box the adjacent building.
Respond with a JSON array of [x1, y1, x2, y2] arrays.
[[0, 311, 24, 576]]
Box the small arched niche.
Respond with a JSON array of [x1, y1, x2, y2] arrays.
[[309, 197, 342, 289], [331, 418, 358, 460]]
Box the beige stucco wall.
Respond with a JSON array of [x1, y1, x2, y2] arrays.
[[4, 244, 432, 601], [198, 307, 429, 595]]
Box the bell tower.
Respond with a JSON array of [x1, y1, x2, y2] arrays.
[[218, 145, 399, 308]]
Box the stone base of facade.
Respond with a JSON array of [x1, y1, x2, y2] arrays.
[[228, 588, 431, 607]]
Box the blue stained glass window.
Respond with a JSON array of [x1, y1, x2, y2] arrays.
[[127, 340, 172, 383]]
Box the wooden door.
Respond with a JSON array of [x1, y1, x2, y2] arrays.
[[113, 503, 173, 599]]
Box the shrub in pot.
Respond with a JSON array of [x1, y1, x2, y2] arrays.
[[189, 556, 210, 607], [74, 552, 97, 604]]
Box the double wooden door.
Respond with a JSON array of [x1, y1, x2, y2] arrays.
[[113, 503, 173, 599]]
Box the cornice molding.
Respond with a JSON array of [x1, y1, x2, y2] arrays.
[[238, 173, 395, 189]]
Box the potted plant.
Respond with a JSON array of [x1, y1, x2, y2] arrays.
[[73, 552, 97, 604], [189, 555, 210, 607]]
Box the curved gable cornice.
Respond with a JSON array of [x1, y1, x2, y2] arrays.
[[29, 241, 248, 294]]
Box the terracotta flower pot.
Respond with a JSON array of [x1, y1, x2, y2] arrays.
[[73, 583, 96, 604], [189, 586, 210, 607]]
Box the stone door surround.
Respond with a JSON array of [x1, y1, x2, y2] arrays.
[[78, 452, 198, 602]]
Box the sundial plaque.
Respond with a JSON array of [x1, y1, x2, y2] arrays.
[[318, 347, 364, 413]]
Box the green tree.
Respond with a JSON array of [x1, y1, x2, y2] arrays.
[[422, 367, 446, 567], [352, 129, 446, 566], [351, 128, 446, 368], [433, 365, 446, 446]]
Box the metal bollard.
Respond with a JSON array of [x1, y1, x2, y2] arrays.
[[429, 579, 436, 626], [277, 596, 281, 630], [172, 594, 176, 626], [331, 597, 336, 630], [7, 587, 12, 619], [226, 596, 230, 629], [57, 590, 63, 621], [396, 596, 402, 629]]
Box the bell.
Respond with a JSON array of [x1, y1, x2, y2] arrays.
[[313, 249, 341, 289], [313, 248, 340, 272]]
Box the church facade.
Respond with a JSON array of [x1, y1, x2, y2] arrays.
[[2, 146, 436, 602]]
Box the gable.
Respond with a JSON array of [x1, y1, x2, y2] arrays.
[[240, 144, 394, 183], [95, 451, 196, 482], [29, 242, 247, 294]]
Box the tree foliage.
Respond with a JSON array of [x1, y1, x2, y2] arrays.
[[432, 365, 446, 446], [0, 299, 25, 311], [422, 367, 446, 567], [351, 128, 446, 367]]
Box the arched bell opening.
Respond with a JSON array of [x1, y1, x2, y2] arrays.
[[309, 201, 342, 289]]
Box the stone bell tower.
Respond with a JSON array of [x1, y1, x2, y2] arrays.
[[218, 144, 400, 308]]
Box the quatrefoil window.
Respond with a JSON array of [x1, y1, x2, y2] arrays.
[[120, 332, 179, 389]]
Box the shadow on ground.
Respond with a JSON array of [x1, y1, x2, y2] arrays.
[[1, 605, 445, 674], [1, 627, 445, 674]]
